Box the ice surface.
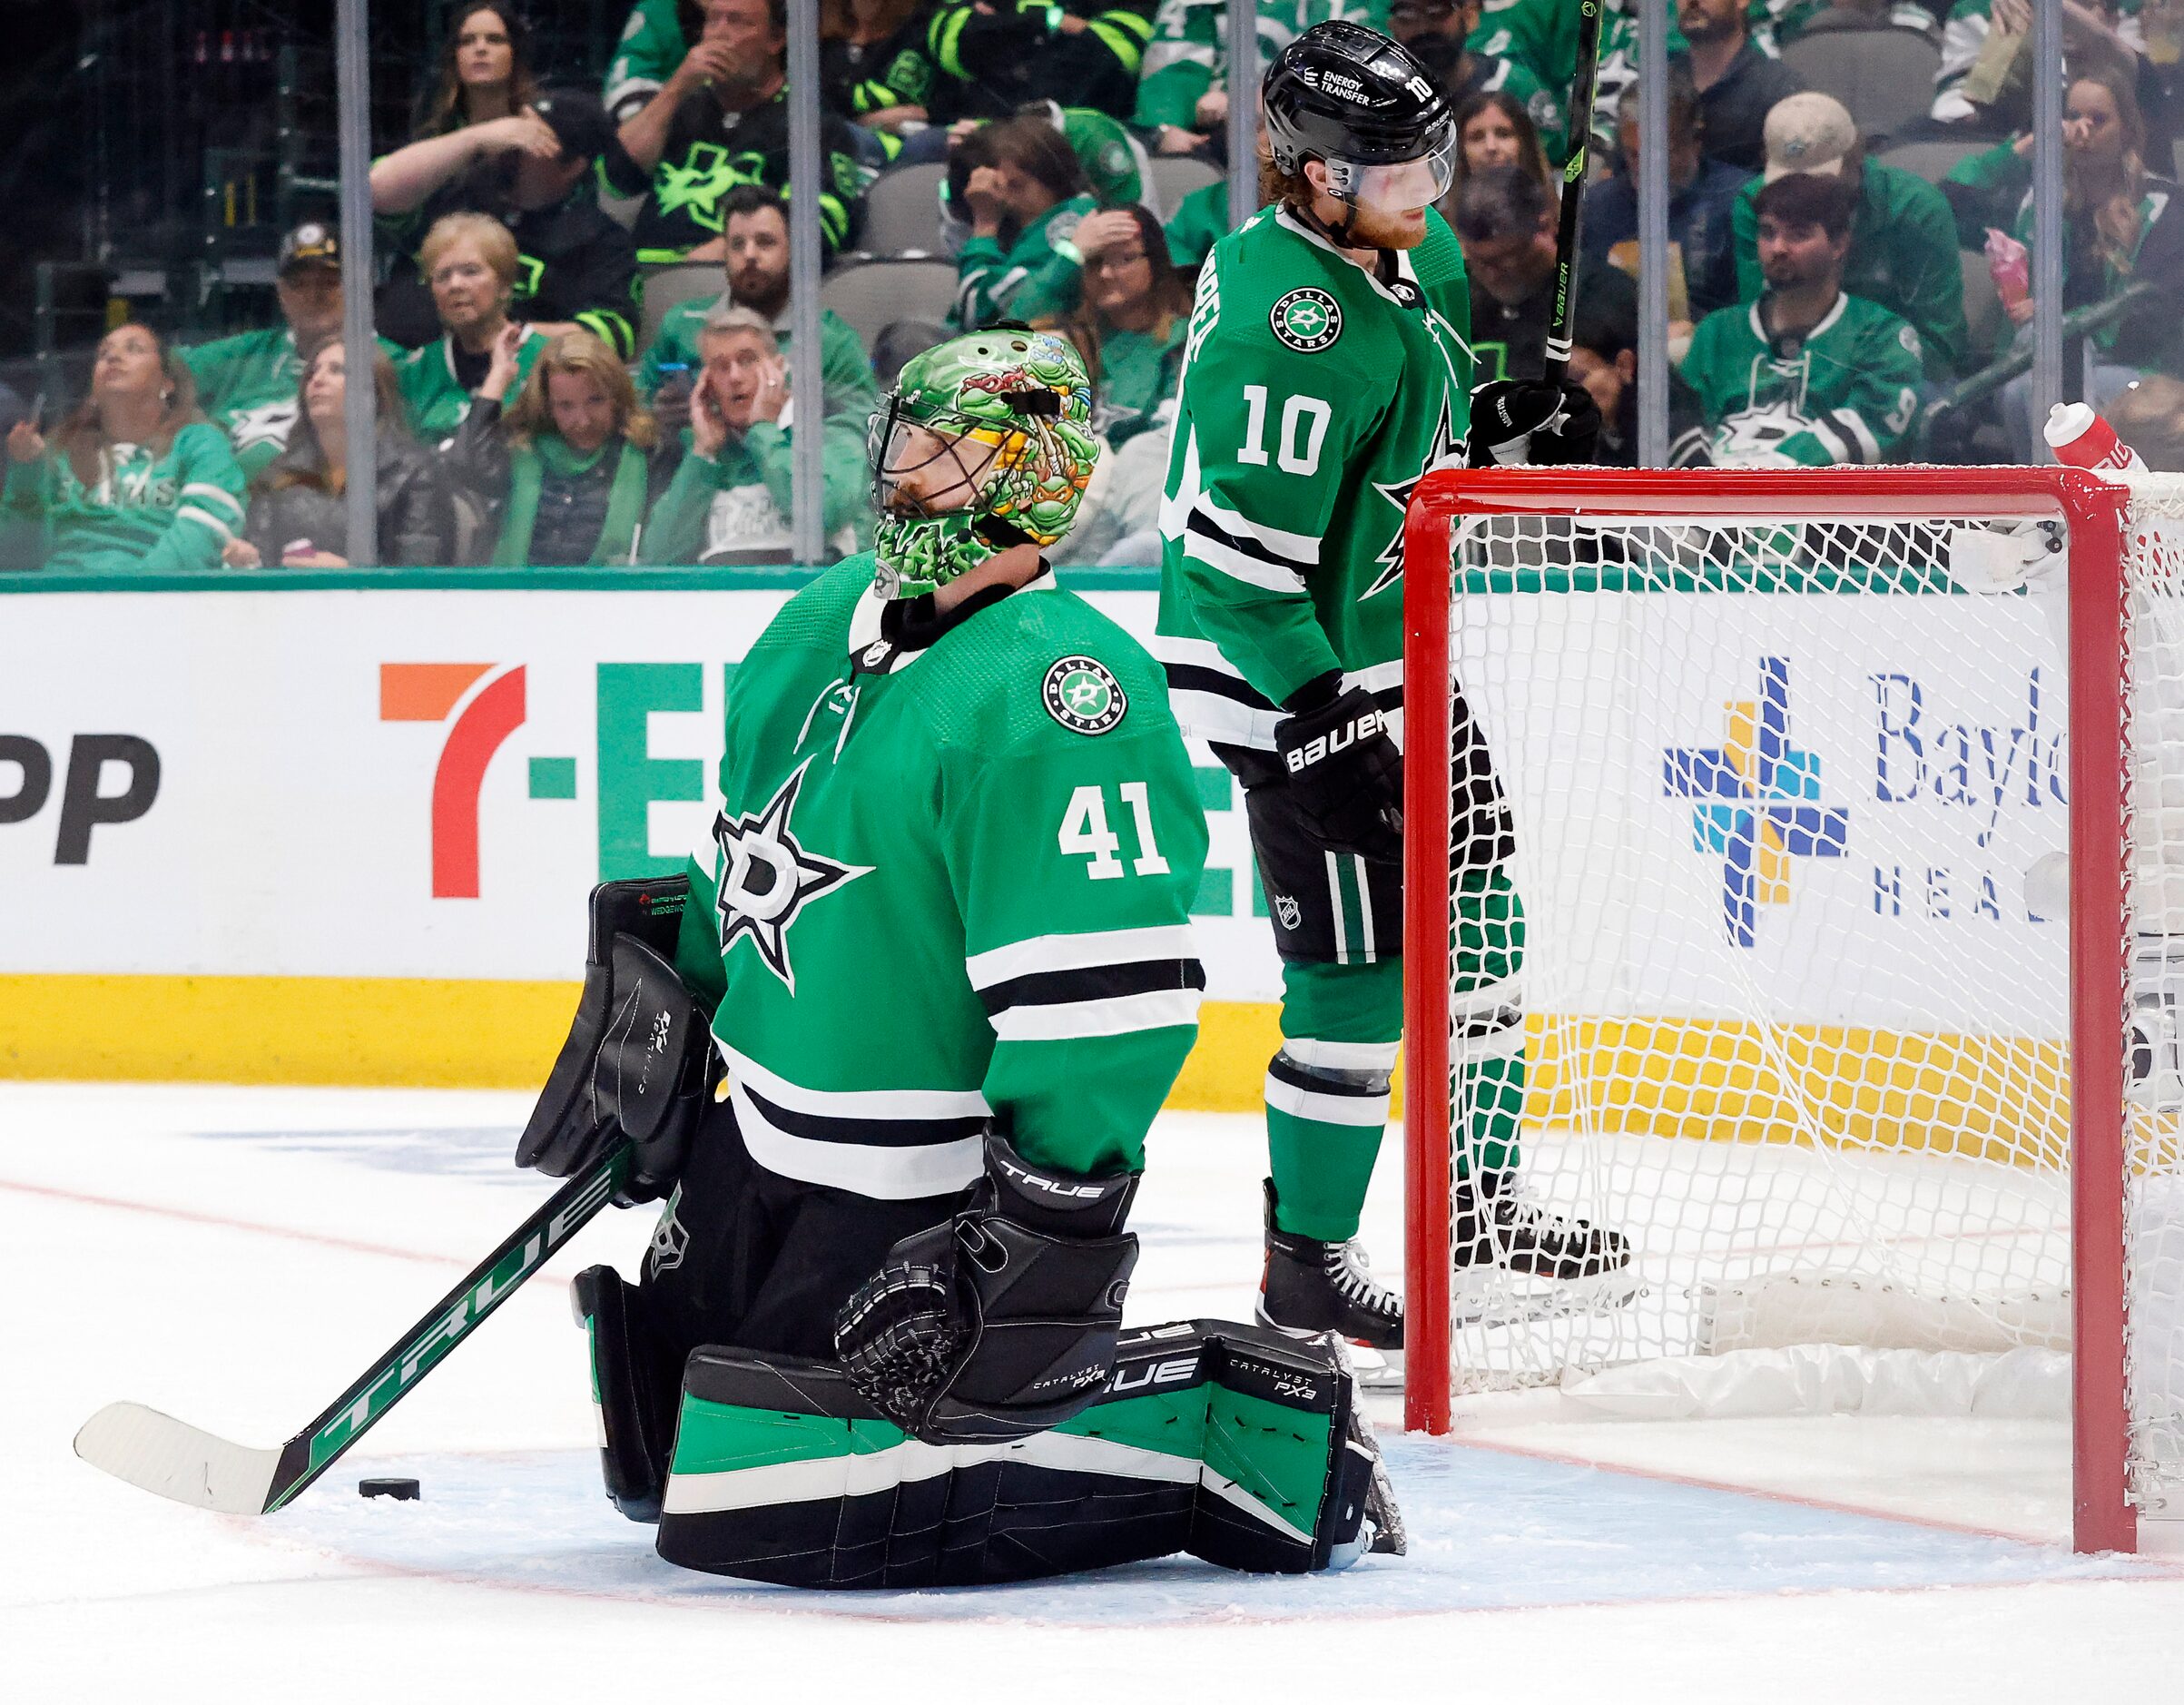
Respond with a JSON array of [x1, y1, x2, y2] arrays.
[[6, 1081, 2184, 1702]]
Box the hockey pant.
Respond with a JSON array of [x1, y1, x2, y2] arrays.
[[1219, 742, 1528, 1245]]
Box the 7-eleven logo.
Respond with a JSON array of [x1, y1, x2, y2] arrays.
[[379, 664, 526, 898]]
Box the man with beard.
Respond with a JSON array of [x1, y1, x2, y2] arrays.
[[1389, 0, 1563, 158], [634, 185, 878, 439], [1677, 168, 1924, 468], [1156, 24, 1626, 1369], [1676, 0, 1803, 174], [1456, 165, 1638, 384]]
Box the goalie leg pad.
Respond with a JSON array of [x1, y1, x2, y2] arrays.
[[653, 1322, 1399, 1587], [571, 1264, 681, 1523]]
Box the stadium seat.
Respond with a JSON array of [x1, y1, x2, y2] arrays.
[[637, 261, 727, 358], [1780, 33, 1942, 145], [1146, 156, 1222, 216], [1875, 138, 1988, 186], [859, 163, 949, 257], [599, 189, 644, 233], [820, 257, 960, 356]]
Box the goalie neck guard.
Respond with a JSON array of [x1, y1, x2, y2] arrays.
[[869, 329, 1099, 598]]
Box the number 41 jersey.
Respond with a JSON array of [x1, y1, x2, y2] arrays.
[[1156, 204, 1472, 752], [672, 556, 1209, 1200]]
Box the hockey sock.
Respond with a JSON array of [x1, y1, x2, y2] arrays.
[[1453, 866, 1526, 1182], [1267, 957, 1402, 1243]]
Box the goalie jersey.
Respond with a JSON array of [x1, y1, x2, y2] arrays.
[[1677, 292, 1924, 469], [673, 556, 1208, 1199], [1155, 205, 1471, 751]]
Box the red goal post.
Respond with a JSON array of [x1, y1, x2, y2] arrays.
[[1400, 467, 2139, 1554]]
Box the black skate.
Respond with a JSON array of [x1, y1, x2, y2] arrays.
[[1453, 1171, 1630, 1278], [1255, 1181, 1404, 1354]]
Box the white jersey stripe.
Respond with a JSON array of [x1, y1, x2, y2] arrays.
[[729, 1079, 986, 1198], [1182, 528, 1308, 593], [966, 924, 1202, 989], [1281, 1037, 1402, 1072], [989, 988, 1202, 1042], [1193, 493, 1321, 565], [1264, 1070, 1392, 1128], [714, 1039, 991, 1121]]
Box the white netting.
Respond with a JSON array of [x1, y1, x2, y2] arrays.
[[1426, 478, 2184, 1519]]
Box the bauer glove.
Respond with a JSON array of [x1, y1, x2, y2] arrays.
[[1465, 378, 1601, 468], [1275, 675, 1404, 865]]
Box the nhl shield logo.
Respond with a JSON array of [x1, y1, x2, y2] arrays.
[[1274, 893, 1303, 931], [1043, 655, 1127, 735], [1270, 287, 1342, 352]]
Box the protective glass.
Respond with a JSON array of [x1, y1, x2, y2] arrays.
[[1353, 127, 1459, 213]]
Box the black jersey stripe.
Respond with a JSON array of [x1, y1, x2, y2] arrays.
[[976, 958, 1208, 1018], [737, 1083, 990, 1150], [1184, 501, 1314, 571], [1265, 1051, 1389, 1098], [1159, 660, 1281, 711]]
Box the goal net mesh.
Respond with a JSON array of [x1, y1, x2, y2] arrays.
[[1422, 474, 2184, 1520]]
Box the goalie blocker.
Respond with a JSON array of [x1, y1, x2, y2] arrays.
[[572, 1293, 1403, 1587]]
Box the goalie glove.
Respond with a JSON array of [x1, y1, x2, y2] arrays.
[[1466, 378, 1601, 468], [515, 876, 720, 1204], [1275, 675, 1404, 864], [833, 1130, 1139, 1445]]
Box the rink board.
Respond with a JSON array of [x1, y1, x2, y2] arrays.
[[0, 575, 2072, 1138]]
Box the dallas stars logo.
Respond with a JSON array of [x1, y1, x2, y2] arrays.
[[1270, 287, 1343, 353], [1362, 388, 1463, 599], [711, 759, 871, 993], [654, 142, 768, 232]]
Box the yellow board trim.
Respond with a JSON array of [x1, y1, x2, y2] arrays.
[[0, 977, 2075, 1165]]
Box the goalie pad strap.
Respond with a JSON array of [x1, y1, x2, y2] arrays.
[[654, 1322, 1382, 1587]]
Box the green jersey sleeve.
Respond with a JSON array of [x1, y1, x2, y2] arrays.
[[605, 0, 687, 119], [953, 196, 1097, 330], [1163, 277, 1378, 706], [141, 425, 248, 573], [939, 705, 1208, 1178]]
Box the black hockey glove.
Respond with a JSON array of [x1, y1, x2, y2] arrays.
[[515, 875, 719, 1205], [1465, 378, 1602, 468], [1276, 675, 1404, 865], [833, 1130, 1139, 1445]]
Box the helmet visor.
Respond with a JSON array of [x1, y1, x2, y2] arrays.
[[869, 401, 1006, 519], [1352, 127, 1458, 213]]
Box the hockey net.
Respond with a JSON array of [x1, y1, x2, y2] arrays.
[[1400, 467, 2184, 1552]]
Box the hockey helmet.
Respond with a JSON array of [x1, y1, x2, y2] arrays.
[[1263, 21, 1457, 213], [870, 329, 1099, 597]]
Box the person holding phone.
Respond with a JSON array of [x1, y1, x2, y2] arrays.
[[639, 304, 867, 564]]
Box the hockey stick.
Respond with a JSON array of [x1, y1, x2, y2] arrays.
[[1540, 0, 1609, 384], [74, 1142, 633, 1515]]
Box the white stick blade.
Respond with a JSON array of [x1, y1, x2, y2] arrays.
[[74, 1402, 280, 1515]]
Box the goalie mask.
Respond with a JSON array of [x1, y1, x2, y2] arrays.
[[1263, 21, 1457, 222], [870, 330, 1100, 597]]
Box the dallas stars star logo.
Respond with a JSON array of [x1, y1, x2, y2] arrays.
[[711, 759, 871, 993], [1362, 388, 1463, 599]]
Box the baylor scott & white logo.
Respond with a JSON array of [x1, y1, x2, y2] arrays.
[[1043, 655, 1127, 734], [1270, 287, 1342, 352]]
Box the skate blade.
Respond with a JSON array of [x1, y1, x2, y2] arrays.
[[1254, 1308, 1405, 1387], [1451, 1268, 1646, 1331]]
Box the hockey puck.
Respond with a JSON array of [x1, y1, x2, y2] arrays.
[[359, 1477, 421, 1501]]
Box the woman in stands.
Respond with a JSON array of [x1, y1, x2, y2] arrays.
[[1044, 204, 1191, 449], [228, 340, 457, 568], [395, 212, 547, 445], [413, 4, 542, 139], [1, 323, 246, 574], [449, 327, 671, 567], [820, 0, 936, 142], [1450, 88, 1555, 203], [949, 116, 1099, 328]]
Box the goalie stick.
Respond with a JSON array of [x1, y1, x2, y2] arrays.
[[1540, 0, 1608, 384], [74, 1143, 633, 1515]]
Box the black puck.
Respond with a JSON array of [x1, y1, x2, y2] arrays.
[[359, 1477, 421, 1501]]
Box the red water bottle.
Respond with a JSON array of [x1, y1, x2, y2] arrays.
[[2043, 401, 2148, 473]]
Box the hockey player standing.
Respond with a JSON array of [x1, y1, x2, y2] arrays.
[[1156, 22, 1628, 1360]]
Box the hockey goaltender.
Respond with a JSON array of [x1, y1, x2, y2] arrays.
[[514, 325, 1404, 1588]]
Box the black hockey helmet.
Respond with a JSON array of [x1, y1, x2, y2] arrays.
[[1262, 20, 1456, 203]]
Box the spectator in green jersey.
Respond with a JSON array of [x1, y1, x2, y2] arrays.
[[1163, 178, 1228, 273], [450, 329, 673, 567], [228, 340, 457, 569], [642, 305, 869, 563], [1042, 204, 1190, 448], [1392, 0, 1567, 159], [411, 5, 543, 139], [635, 185, 878, 439], [949, 116, 1099, 327], [395, 212, 549, 446], [3, 324, 246, 574]]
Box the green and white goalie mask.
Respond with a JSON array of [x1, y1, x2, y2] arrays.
[[869, 329, 1100, 598]]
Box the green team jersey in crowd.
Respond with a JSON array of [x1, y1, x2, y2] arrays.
[[4, 422, 247, 573], [1678, 291, 1924, 468], [1156, 206, 1471, 748], [1729, 161, 1968, 381], [604, 0, 685, 119], [395, 330, 547, 446], [1091, 317, 1189, 445], [953, 192, 1099, 330], [1134, 0, 1390, 133], [180, 326, 399, 482], [1058, 107, 1154, 210], [1466, 0, 1655, 153], [670, 555, 1207, 1194], [1165, 180, 1231, 270], [635, 299, 880, 420], [639, 416, 870, 566]]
